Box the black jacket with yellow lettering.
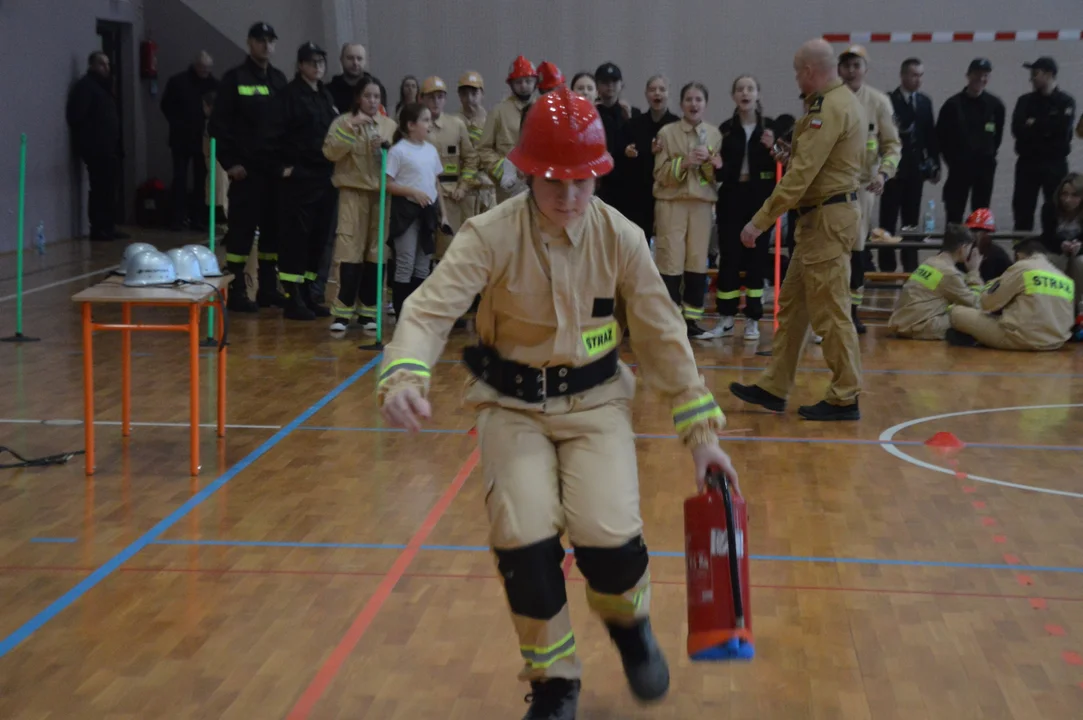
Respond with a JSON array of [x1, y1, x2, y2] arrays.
[[208, 56, 289, 174]]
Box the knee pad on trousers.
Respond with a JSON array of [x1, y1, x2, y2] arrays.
[[682, 272, 707, 309], [661, 274, 682, 307], [849, 251, 865, 292], [574, 535, 649, 596], [494, 536, 567, 620]]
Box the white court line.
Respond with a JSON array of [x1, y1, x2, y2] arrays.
[[0, 265, 120, 304], [0, 418, 281, 431], [878, 404, 1083, 498]]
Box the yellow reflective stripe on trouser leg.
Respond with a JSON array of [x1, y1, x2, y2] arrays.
[[226, 253, 248, 264], [672, 394, 722, 432], [378, 358, 431, 386], [520, 631, 576, 669], [683, 304, 704, 320], [278, 272, 305, 283], [585, 571, 651, 622], [715, 289, 741, 301], [258, 252, 278, 262]]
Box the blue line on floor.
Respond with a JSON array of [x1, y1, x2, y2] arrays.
[[27, 537, 1083, 575], [0, 354, 385, 659]]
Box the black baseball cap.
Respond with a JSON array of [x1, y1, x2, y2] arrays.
[[967, 58, 992, 74], [1023, 56, 1058, 75], [595, 62, 622, 82], [297, 42, 327, 63], [248, 22, 277, 40]]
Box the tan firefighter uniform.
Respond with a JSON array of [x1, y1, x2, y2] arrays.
[[458, 106, 496, 214], [950, 254, 1075, 350], [478, 95, 533, 204], [747, 78, 865, 405], [426, 110, 479, 258], [652, 119, 723, 322], [376, 193, 725, 682], [323, 112, 398, 319], [888, 252, 982, 339]]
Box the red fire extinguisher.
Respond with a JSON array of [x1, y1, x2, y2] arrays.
[[684, 468, 754, 661], [139, 40, 158, 80]]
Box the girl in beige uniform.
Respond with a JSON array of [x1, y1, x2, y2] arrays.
[[653, 82, 723, 339], [322, 73, 399, 332]]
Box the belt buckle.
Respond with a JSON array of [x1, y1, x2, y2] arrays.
[[537, 368, 547, 402]]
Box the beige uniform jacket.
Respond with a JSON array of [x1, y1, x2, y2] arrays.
[[323, 113, 399, 192], [888, 253, 981, 335], [376, 193, 726, 447], [854, 84, 901, 183], [427, 113, 479, 192], [457, 108, 494, 191], [978, 255, 1075, 349], [478, 96, 531, 181], [652, 120, 724, 203], [751, 79, 864, 236]]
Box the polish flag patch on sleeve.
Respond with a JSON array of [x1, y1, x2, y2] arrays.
[[809, 118, 823, 129]]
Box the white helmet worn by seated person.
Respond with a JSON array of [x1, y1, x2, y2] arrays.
[[117, 242, 157, 275], [182, 244, 224, 276], [123, 249, 177, 287], [166, 248, 205, 282]]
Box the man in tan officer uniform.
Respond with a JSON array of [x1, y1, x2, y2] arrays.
[[420, 75, 479, 259], [729, 38, 865, 421], [888, 224, 982, 339], [378, 88, 738, 720], [949, 240, 1075, 350], [478, 55, 537, 204], [839, 44, 902, 333], [456, 71, 496, 214]]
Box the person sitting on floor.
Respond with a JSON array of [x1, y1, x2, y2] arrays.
[[888, 224, 982, 340], [964, 208, 1013, 284], [948, 239, 1075, 351]]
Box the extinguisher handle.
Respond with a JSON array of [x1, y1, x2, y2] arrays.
[[719, 471, 746, 624], [705, 467, 731, 493]]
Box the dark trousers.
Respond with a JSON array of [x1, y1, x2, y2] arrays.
[[223, 171, 279, 265], [277, 176, 337, 284], [1012, 158, 1068, 231], [942, 156, 996, 224], [171, 149, 208, 228], [716, 183, 770, 320], [878, 171, 923, 271], [310, 194, 338, 300], [84, 154, 119, 239]]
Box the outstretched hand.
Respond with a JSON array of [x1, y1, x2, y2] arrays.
[[381, 387, 432, 432]]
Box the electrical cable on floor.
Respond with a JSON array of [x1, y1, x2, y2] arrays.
[[0, 446, 85, 469]]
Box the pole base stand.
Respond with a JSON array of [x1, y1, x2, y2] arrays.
[[358, 341, 385, 351], [2, 333, 40, 343], [755, 349, 771, 357], [200, 337, 218, 348]]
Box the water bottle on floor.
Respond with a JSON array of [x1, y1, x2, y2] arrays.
[[923, 200, 936, 234], [34, 221, 45, 255]]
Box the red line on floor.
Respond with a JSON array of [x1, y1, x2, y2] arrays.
[[284, 446, 480, 720]]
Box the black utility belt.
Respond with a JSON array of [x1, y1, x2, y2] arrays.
[[796, 191, 858, 216], [438, 173, 459, 183], [463, 344, 619, 403]]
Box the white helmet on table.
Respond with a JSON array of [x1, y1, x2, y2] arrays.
[[117, 243, 157, 275], [166, 248, 204, 282], [122, 250, 177, 287], [181, 244, 224, 276]]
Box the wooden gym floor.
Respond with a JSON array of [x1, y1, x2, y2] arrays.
[[1, 233, 1082, 719]]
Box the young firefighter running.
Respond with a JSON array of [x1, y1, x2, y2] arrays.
[[377, 87, 738, 720]]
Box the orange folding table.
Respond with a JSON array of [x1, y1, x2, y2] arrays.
[[71, 275, 230, 476]]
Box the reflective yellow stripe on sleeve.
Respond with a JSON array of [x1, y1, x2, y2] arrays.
[[238, 85, 270, 96], [520, 631, 576, 670], [672, 394, 722, 432], [334, 126, 356, 144], [378, 358, 431, 386]]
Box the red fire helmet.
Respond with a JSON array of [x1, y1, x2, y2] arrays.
[[965, 208, 996, 232], [506, 55, 537, 82], [507, 87, 614, 179], [536, 61, 565, 92]]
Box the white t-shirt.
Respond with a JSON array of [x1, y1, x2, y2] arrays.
[[386, 139, 443, 202]]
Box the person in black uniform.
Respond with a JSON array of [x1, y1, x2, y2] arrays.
[[713, 75, 777, 342], [879, 58, 939, 272], [275, 42, 338, 321], [594, 62, 640, 212], [1010, 56, 1076, 231], [935, 58, 1006, 224], [619, 75, 679, 239], [208, 21, 289, 312]]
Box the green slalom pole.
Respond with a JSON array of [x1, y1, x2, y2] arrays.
[[360, 145, 388, 351], [202, 138, 217, 347], [3, 133, 40, 343]]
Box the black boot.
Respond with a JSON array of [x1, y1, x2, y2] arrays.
[[606, 619, 670, 702], [225, 262, 258, 313], [281, 281, 315, 321], [522, 678, 580, 720], [729, 382, 786, 412], [798, 399, 860, 421], [256, 260, 286, 308], [851, 304, 867, 334], [302, 279, 331, 317]]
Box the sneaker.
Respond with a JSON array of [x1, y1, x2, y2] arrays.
[[729, 382, 786, 412], [687, 321, 712, 340], [709, 316, 735, 339], [361, 320, 378, 333], [811, 333, 823, 344], [798, 400, 860, 421], [606, 619, 670, 702], [329, 319, 349, 333], [743, 322, 760, 342], [522, 678, 580, 720]]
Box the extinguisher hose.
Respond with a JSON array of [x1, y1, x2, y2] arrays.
[[719, 473, 746, 627]]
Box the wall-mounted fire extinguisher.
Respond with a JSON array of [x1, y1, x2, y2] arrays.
[[140, 39, 159, 96]]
